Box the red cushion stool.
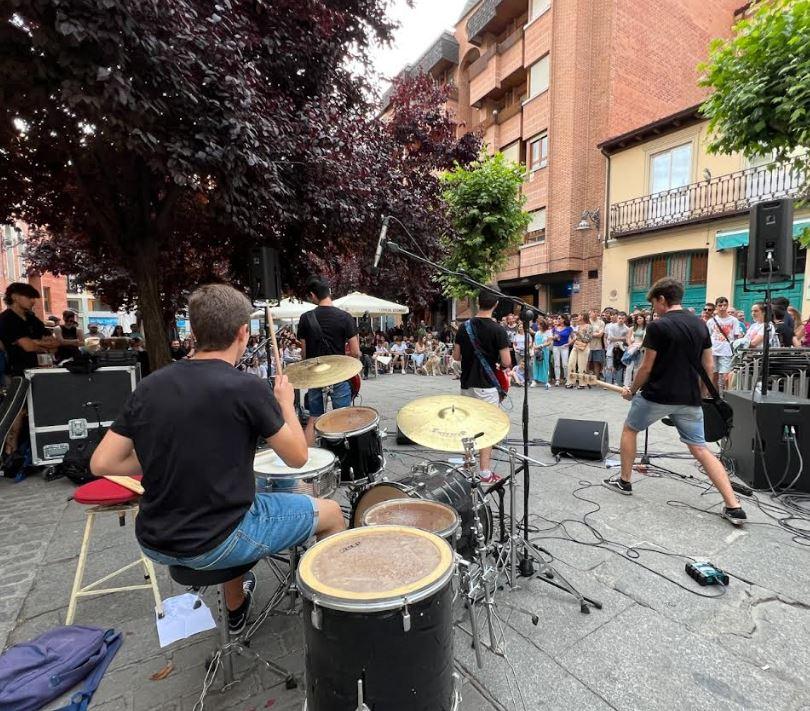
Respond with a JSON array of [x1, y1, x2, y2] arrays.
[[67, 475, 164, 625]]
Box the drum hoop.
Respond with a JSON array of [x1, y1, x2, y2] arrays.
[[362, 499, 460, 540], [315, 408, 380, 440], [254, 448, 337, 479], [296, 525, 454, 610]]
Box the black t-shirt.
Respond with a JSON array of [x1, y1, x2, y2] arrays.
[[297, 305, 357, 358], [56, 324, 81, 363], [775, 321, 794, 347], [641, 310, 711, 406], [111, 359, 285, 556], [454, 317, 510, 390], [0, 308, 46, 376]]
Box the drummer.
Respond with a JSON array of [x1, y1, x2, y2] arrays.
[[297, 275, 361, 444], [91, 284, 345, 635]]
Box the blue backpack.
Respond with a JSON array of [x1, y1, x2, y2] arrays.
[[0, 626, 122, 711]]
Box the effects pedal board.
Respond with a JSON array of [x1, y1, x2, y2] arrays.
[[685, 561, 729, 586]]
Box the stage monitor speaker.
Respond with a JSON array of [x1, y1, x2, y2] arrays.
[[747, 199, 794, 282], [551, 419, 609, 461], [249, 246, 282, 301], [724, 390, 810, 493]]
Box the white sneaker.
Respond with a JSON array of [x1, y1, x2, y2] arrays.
[[530, 381, 536, 388]]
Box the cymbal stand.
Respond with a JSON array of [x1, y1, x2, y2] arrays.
[[460, 436, 502, 665], [493, 445, 602, 615]]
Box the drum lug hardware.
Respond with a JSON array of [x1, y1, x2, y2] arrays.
[[311, 603, 323, 631], [356, 678, 371, 711], [402, 600, 411, 632]]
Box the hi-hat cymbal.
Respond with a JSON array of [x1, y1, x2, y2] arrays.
[[396, 395, 510, 452], [284, 355, 362, 389]]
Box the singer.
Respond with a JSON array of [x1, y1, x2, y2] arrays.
[[297, 275, 361, 444]]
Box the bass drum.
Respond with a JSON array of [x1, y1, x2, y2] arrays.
[[352, 462, 492, 560]]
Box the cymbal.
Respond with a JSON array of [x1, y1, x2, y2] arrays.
[[396, 395, 510, 452], [284, 355, 362, 389]]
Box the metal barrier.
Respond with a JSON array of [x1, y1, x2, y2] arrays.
[[732, 348, 810, 397]]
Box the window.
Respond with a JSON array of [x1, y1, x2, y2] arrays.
[[648, 143, 692, 220], [529, 0, 551, 21], [67, 298, 81, 313], [650, 143, 692, 194], [42, 286, 52, 314], [528, 55, 549, 99], [525, 208, 546, 244], [528, 132, 548, 170], [501, 141, 522, 165]]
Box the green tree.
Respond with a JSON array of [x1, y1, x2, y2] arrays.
[[440, 152, 530, 299], [700, 0, 810, 244]]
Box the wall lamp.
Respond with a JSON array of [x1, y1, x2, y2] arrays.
[[576, 209, 600, 231]]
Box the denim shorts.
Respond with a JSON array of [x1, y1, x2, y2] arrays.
[[588, 349, 606, 365], [140, 493, 318, 570], [713, 355, 733, 374], [308, 380, 352, 417], [625, 394, 706, 446]]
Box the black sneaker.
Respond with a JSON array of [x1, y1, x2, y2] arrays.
[[228, 571, 257, 635], [603, 475, 633, 495], [721, 506, 747, 526]]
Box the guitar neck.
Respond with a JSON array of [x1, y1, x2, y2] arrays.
[[592, 380, 625, 394]]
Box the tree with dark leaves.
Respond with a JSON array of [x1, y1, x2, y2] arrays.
[[0, 0, 395, 368]]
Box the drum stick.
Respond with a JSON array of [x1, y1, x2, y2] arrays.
[[266, 308, 283, 377]]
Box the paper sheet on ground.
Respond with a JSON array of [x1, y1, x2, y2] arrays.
[[155, 593, 217, 648]]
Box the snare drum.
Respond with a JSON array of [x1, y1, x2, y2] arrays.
[[362, 499, 460, 542], [351, 462, 492, 560], [254, 447, 338, 498], [315, 406, 384, 484], [298, 526, 458, 711]]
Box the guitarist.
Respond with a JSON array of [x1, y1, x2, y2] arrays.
[[603, 277, 746, 526], [297, 275, 360, 445], [453, 288, 511, 484]]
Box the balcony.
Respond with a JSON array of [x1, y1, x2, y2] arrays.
[[467, 0, 528, 45], [413, 32, 459, 76], [469, 27, 525, 105], [609, 161, 806, 238]]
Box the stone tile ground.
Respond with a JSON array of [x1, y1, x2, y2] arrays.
[[1, 375, 809, 710]]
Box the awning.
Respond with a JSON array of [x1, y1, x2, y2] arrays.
[[332, 292, 409, 317], [251, 299, 315, 321], [716, 219, 810, 251]]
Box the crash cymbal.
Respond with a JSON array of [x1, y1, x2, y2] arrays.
[[396, 395, 510, 452], [284, 355, 362, 389]]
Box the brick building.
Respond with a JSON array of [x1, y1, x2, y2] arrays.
[[0, 222, 68, 321], [382, 0, 741, 314]]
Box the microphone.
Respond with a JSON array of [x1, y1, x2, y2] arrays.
[[371, 216, 390, 276]]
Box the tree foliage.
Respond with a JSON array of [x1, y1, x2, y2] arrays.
[[439, 153, 530, 299], [0, 0, 396, 367], [700, 0, 810, 220], [304, 73, 481, 308]]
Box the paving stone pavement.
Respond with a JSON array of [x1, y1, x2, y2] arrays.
[[1, 374, 809, 710]]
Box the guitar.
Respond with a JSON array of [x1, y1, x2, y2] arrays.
[[495, 367, 510, 394], [573, 373, 624, 394]]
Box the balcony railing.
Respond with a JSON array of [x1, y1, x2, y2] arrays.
[[610, 161, 807, 238]]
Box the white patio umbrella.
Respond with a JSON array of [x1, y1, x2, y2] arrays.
[[251, 299, 315, 321], [332, 292, 409, 317]]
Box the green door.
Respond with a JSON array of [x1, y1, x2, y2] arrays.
[[629, 250, 708, 311]]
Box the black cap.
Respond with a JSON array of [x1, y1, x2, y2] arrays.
[[4, 282, 40, 305]]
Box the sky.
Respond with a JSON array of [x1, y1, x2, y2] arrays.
[[367, 0, 466, 88]]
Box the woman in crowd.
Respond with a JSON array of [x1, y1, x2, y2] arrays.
[[801, 314, 810, 348], [111, 325, 125, 338], [359, 332, 376, 379], [531, 319, 552, 389], [513, 321, 527, 369], [551, 315, 572, 386], [786, 306, 806, 345], [745, 303, 779, 348], [412, 335, 428, 372], [373, 334, 392, 374], [623, 313, 647, 387], [245, 354, 268, 379], [566, 313, 592, 389]]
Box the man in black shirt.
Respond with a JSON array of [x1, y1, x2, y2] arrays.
[[297, 275, 360, 444], [0, 282, 59, 377], [604, 278, 746, 526], [91, 284, 345, 634], [773, 306, 796, 347], [453, 288, 511, 483]]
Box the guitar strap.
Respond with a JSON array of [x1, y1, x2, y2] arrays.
[[464, 320, 505, 399]]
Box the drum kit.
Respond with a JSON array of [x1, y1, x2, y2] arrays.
[[247, 354, 599, 711]]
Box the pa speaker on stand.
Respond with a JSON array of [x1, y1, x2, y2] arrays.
[[747, 199, 794, 283], [249, 247, 282, 301]]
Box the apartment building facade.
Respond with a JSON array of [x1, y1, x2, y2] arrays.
[[600, 110, 810, 317], [383, 0, 742, 313]]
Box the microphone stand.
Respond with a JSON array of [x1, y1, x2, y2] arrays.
[[383, 235, 593, 611]]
